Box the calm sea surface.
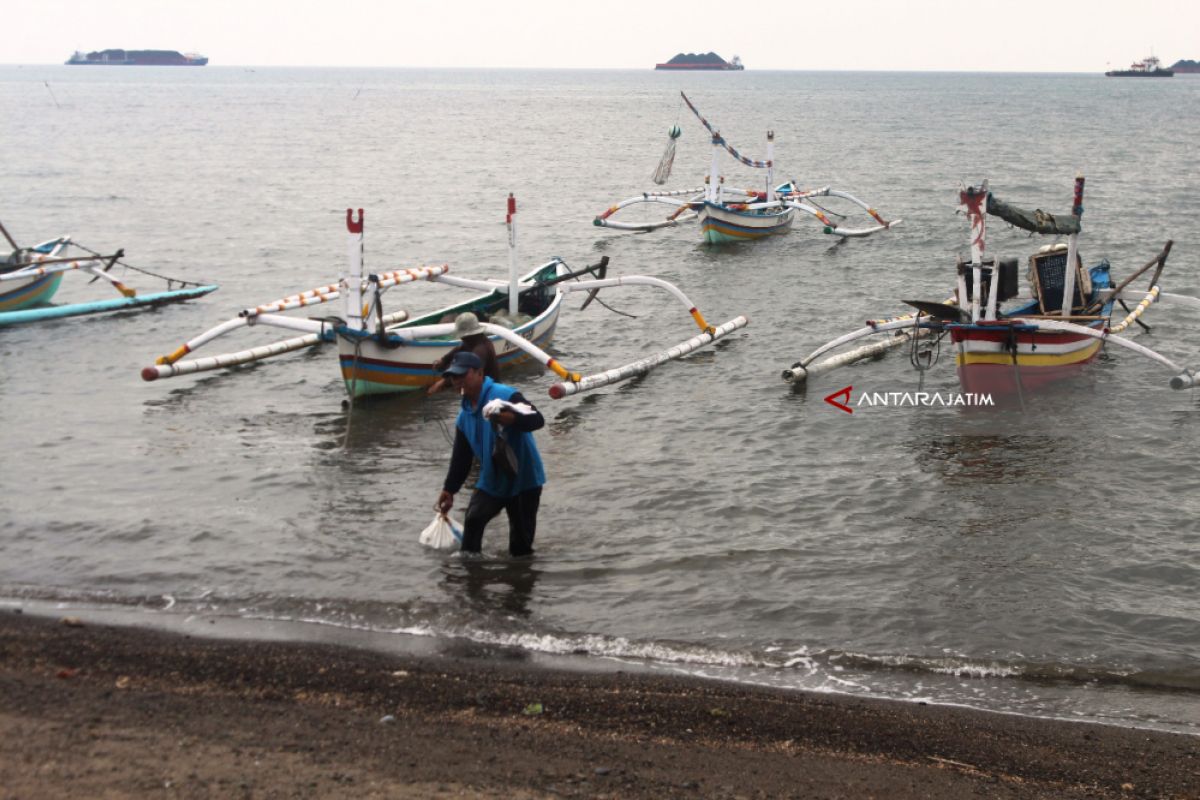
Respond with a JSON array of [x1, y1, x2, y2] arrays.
[[2, 66, 1198, 734]]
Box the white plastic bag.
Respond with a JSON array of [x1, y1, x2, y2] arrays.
[[418, 513, 463, 550]]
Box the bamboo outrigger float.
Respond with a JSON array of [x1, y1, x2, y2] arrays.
[[0, 220, 216, 326], [142, 196, 748, 400], [782, 177, 1199, 396], [594, 93, 902, 244]]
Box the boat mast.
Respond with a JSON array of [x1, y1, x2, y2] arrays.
[[344, 208, 365, 332], [708, 132, 722, 205], [1060, 175, 1085, 317], [765, 131, 775, 202], [960, 182, 988, 322], [507, 193, 519, 318]]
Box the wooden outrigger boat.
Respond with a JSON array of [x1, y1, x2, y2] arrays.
[[143, 196, 748, 400], [781, 177, 1199, 397], [594, 93, 902, 244], [0, 220, 217, 326]]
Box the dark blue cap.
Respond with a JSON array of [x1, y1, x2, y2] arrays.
[[442, 350, 483, 377]]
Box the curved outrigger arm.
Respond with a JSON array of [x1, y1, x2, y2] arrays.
[[780, 187, 902, 238], [549, 316, 748, 398], [1155, 291, 1200, 310], [781, 300, 956, 384], [782, 318, 924, 384], [556, 274, 718, 333], [546, 273, 747, 397], [594, 189, 704, 232], [1010, 317, 1196, 390]]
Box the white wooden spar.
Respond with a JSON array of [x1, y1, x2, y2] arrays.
[[542, 275, 748, 397], [549, 316, 749, 398], [1111, 288, 1200, 310], [1060, 176, 1085, 318], [0, 255, 105, 282], [1003, 316, 1195, 389], [344, 208, 365, 331]]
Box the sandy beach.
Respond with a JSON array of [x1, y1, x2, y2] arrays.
[[0, 610, 1196, 799]]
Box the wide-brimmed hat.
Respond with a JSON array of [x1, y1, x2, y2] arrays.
[[442, 351, 483, 377], [454, 312, 485, 338]]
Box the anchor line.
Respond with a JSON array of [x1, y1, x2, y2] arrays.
[[71, 242, 215, 288]]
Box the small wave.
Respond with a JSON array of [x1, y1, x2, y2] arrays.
[[831, 650, 1200, 695]]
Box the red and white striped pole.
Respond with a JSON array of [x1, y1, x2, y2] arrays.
[[506, 194, 519, 318], [344, 208, 365, 331]]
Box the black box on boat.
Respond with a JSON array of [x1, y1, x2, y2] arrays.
[[958, 257, 1019, 304]]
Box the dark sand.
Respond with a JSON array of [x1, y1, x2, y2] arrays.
[[1, 610, 1196, 799]]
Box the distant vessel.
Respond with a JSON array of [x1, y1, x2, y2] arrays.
[[65, 49, 209, 66], [1105, 55, 1173, 77], [655, 52, 743, 71]]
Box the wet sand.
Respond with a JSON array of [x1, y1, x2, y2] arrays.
[[1, 610, 1196, 799]]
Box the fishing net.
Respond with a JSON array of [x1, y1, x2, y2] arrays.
[[652, 125, 682, 185]]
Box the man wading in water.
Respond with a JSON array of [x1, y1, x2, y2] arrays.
[[435, 351, 545, 557]]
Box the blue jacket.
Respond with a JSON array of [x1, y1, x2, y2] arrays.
[[444, 377, 545, 498]]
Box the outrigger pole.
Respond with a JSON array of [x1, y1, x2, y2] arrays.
[[550, 316, 747, 398], [781, 301, 953, 384]]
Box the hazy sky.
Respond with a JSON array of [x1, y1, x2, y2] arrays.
[[8, 0, 1197, 72]]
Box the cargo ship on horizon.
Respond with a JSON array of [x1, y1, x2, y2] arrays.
[[65, 49, 208, 66], [655, 52, 743, 71], [1105, 55, 1173, 77]]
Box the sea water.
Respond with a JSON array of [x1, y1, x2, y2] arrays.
[[1, 65, 1198, 734]]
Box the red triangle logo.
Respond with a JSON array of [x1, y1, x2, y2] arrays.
[[824, 385, 853, 414]]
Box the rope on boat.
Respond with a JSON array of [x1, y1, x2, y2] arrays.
[[681, 92, 770, 168], [71, 242, 215, 290], [1108, 286, 1159, 334]]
